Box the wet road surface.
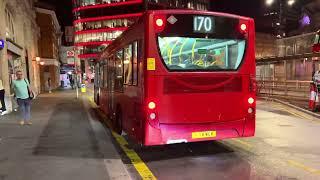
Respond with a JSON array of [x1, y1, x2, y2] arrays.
[[111, 100, 320, 180]]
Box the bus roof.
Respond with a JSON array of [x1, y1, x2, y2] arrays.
[[99, 9, 253, 59], [146, 9, 252, 21]]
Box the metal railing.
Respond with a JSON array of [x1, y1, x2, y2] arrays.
[[257, 79, 312, 100]]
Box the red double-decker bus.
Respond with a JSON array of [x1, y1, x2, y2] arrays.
[[95, 10, 256, 146], [313, 30, 320, 53]]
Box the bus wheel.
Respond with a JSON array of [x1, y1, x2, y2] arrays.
[[114, 108, 123, 134], [96, 94, 100, 105]]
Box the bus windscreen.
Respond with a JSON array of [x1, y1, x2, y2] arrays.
[[156, 14, 247, 71]]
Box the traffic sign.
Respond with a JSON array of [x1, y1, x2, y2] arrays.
[[67, 51, 75, 57]]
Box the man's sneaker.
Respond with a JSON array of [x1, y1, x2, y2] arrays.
[[1, 111, 8, 115], [26, 122, 32, 125], [19, 121, 25, 126]]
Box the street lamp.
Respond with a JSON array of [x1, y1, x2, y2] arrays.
[[266, 0, 274, 6], [35, 57, 41, 62], [287, 0, 295, 6], [265, 0, 295, 6], [40, 61, 45, 66]]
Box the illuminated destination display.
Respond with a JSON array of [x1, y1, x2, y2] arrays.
[[193, 16, 214, 33]]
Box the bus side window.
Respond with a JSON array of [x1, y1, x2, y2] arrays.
[[124, 44, 133, 85], [99, 64, 104, 88], [103, 59, 108, 88], [133, 41, 138, 86], [115, 49, 124, 91]]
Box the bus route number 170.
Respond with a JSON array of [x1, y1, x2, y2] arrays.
[[193, 16, 214, 34]]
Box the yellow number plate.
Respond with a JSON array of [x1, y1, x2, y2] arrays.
[[192, 131, 217, 139]]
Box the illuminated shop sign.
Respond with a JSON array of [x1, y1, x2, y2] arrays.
[[0, 39, 4, 50]]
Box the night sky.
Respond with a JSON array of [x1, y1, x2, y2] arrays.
[[40, 0, 265, 28], [39, 0, 310, 34], [39, 0, 73, 27], [211, 0, 264, 18]]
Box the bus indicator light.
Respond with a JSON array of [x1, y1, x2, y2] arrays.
[[148, 102, 156, 110], [240, 23, 247, 32], [248, 97, 254, 104], [156, 18, 164, 27]]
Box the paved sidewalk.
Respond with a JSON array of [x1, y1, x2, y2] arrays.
[[0, 90, 130, 180]]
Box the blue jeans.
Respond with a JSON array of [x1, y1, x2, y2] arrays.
[[17, 98, 31, 121]]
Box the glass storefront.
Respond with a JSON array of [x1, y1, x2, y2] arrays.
[[7, 51, 23, 94]]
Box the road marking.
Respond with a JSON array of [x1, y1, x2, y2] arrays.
[[84, 96, 132, 179], [272, 104, 319, 122], [87, 95, 157, 180], [287, 160, 320, 175], [112, 132, 157, 180]]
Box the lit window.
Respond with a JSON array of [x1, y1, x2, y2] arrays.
[[5, 8, 15, 42], [123, 44, 133, 85]]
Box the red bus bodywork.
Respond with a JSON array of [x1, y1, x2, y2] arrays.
[[96, 10, 256, 146]]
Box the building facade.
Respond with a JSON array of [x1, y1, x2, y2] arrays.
[[256, 32, 319, 82], [64, 26, 75, 46], [0, 0, 41, 112], [36, 7, 62, 92], [72, 0, 210, 79]]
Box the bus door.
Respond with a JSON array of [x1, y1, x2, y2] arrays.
[[94, 63, 100, 105], [107, 56, 116, 116]]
